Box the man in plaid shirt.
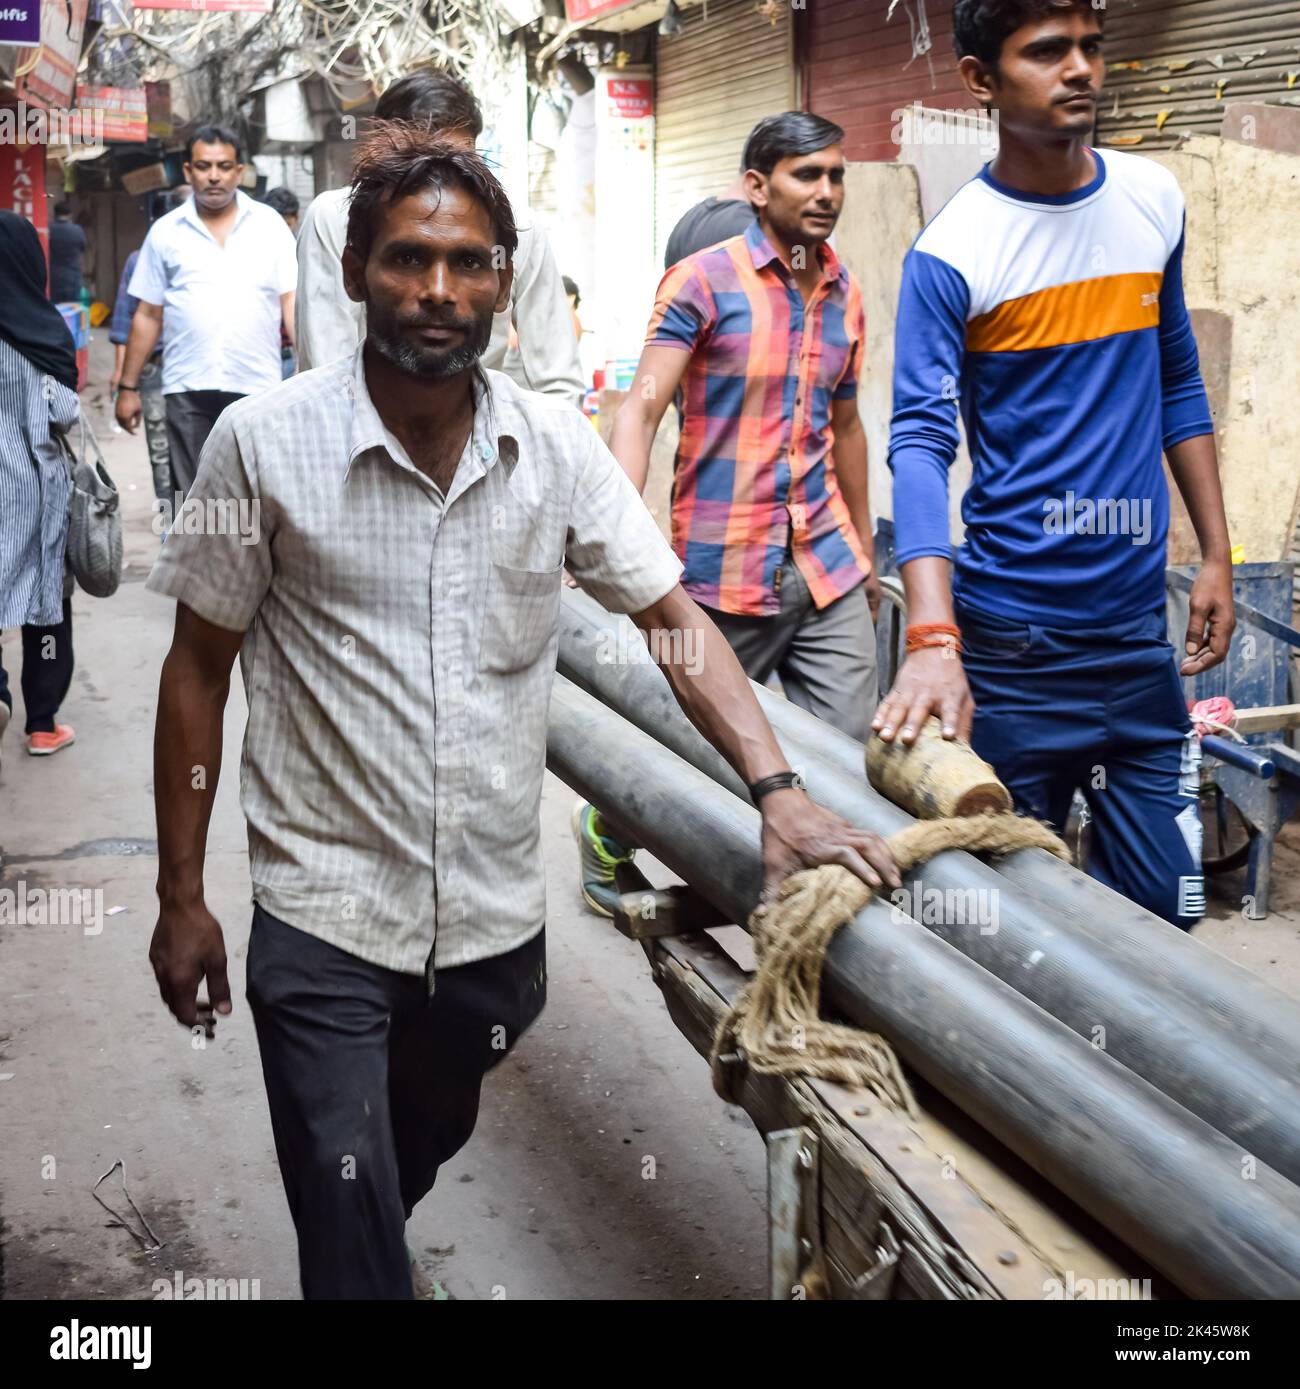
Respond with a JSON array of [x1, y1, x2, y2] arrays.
[[574, 111, 879, 915]]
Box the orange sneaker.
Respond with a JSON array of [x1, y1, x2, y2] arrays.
[[28, 724, 76, 756]]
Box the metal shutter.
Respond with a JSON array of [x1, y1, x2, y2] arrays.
[[1097, 0, 1300, 151], [654, 0, 795, 264]]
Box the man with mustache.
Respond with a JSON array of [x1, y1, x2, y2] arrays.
[[573, 111, 880, 916], [295, 66, 584, 407], [115, 126, 297, 497], [878, 1, 1233, 930], [144, 124, 899, 1298]]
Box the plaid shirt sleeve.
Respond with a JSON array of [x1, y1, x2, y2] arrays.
[[109, 251, 139, 345], [833, 275, 866, 400], [644, 259, 717, 352]]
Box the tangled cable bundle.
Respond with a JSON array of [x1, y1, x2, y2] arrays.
[[709, 813, 1071, 1116]]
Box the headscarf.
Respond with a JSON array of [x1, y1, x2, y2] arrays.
[[0, 209, 79, 391]]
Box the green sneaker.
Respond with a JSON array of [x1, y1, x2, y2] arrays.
[[571, 800, 636, 917]]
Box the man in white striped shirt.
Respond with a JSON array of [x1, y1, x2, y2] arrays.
[[295, 67, 584, 406], [146, 124, 898, 1298]]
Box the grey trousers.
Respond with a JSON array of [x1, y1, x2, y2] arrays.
[[164, 389, 244, 496], [700, 560, 878, 740], [138, 358, 171, 503]]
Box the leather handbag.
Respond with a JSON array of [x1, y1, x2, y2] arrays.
[[62, 414, 123, 599]]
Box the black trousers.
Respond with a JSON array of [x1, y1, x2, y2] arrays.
[[0, 597, 74, 734], [164, 390, 244, 495], [245, 905, 547, 1299]]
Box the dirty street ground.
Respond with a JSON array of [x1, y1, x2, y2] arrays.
[[3, 337, 1300, 1301]]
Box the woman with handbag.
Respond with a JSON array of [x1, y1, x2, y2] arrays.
[[0, 210, 81, 770]]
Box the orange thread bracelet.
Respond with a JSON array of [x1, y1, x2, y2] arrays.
[[905, 622, 963, 655]]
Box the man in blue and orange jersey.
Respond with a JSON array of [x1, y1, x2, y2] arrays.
[[876, 0, 1235, 930]]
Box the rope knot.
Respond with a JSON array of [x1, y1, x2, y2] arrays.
[[709, 812, 1068, 1118]]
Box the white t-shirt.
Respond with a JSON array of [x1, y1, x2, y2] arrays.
[[129, 190, 297, 396]]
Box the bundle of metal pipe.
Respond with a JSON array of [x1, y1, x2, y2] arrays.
[[547, 675, 1300, 1296], [556, 587, 1300, 1185]]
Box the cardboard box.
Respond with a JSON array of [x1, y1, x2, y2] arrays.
[[121, 162, 169, 196]]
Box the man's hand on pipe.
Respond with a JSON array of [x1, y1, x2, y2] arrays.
[[757, 788, 901, 904], [872, 646, 975, 746]]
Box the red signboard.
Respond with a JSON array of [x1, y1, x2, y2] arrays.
[[75, 84, 149, 142], [0, 138, 49, 273], [131, 0, 273, 10], [606, 76, 653, 120], [565, 0, 640, 22], [16, 0, 89, 110]]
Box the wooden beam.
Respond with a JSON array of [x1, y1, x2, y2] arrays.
[[644, 929, 1143, 1300], [1228, 705, 1300, 734]]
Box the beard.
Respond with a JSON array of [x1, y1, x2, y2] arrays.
[[366, 302, 495, 381]]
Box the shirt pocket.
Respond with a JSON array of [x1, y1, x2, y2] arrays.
[[480, 558, 563, 676]]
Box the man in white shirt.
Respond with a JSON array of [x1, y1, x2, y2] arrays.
[[295, 67, 585, 406], [115, 125, 298, 496], [145, 123, 899, 1298]]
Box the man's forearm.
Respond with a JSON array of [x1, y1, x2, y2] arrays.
[[1167, 433, 1231, 563], [834, 419, 873, 558], [899, 555, 957, 625], [120, 311, 162, 387], [636, 589, 788, 785], [609, 400, 660, 494], [154, 650, 228, 907], [281, 291, 296, 348]]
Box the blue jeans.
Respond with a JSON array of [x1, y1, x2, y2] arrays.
[[957, 601, 1204, 930]]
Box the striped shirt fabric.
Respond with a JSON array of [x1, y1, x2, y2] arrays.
[[646, 219, 870, 618], [0, 337, 78, 629], [146, 348, 681, 982]]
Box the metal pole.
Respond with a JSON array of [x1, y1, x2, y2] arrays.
[[547, 676, 1300, 1297], [556, 588, 1300, 1185]]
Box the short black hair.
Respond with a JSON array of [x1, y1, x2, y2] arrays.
[[187, 124, 241, 162], [741, 112, 845, 177], [53, 200, 71, 217], [375, 67, 483, 139], [264, 186, 300, 218], [346, 122, 517, 267], [952, 0, 1101, 66]]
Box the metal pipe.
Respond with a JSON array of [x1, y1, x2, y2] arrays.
[[1203, 736, 1276, 779], [547, 676, 1300, 1298], [556, 589, 1300, 1181]]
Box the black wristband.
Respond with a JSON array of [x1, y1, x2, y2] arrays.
[[118, 383, 139, 392], [748, 770, 806, 804]]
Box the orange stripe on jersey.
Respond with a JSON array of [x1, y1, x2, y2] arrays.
[[966, 272, 1163, 354]]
